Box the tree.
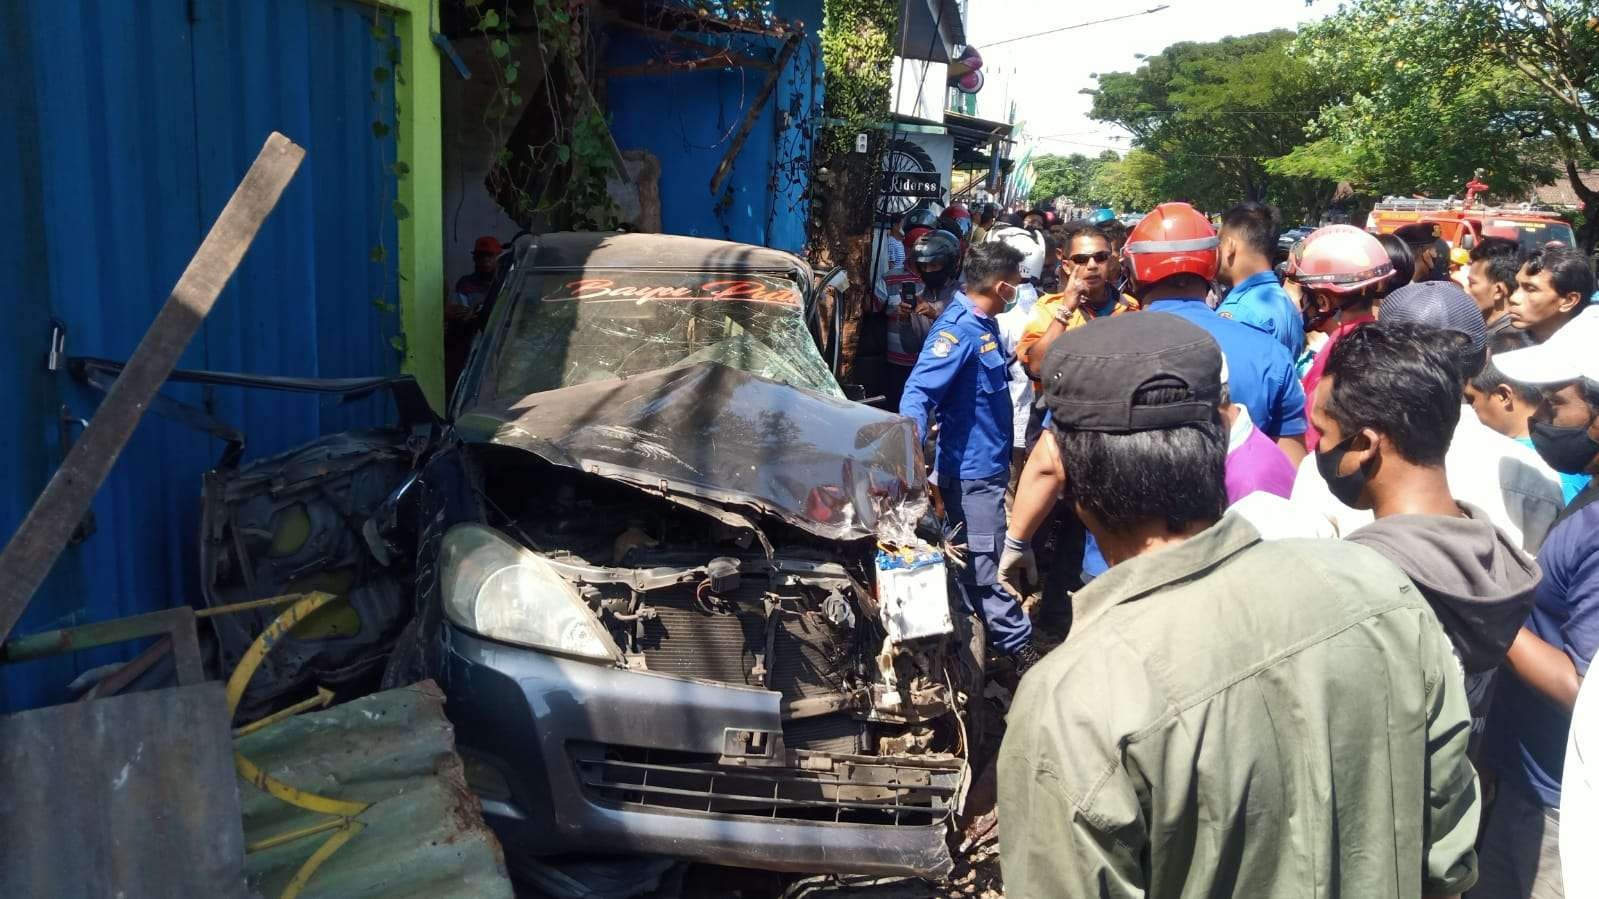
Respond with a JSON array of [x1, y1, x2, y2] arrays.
[[1088, 150, 1165, 211], [1086, 30, 1340, 220], [1293, 0, 1598, 250], [1028, 153, 1100, 205]]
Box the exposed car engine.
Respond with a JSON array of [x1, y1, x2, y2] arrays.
[[470, 445, 982, 773]]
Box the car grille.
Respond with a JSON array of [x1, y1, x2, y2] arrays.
[[571, 743, 959, 827], [637, 584, 851, 700]]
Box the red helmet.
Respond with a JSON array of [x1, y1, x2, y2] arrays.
[[1289, 225, 1393, 295], [1122, 202, 1219, 290]]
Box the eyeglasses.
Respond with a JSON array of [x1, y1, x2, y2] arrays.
[[1069, 251, 1112, 265]]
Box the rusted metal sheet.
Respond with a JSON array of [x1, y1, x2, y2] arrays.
[[235, 680, 513, 898], [0, 683, 248, 897]]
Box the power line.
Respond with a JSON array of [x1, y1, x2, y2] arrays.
[[984, 6, 1172, 48]]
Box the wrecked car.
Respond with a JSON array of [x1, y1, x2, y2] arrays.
[[185, 233, 982, 879]]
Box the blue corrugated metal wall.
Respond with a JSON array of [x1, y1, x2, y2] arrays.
[[604, 0, 823, 252], [0, 0, 400, 711]]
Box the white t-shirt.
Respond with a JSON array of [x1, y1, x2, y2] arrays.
[[1228, 492, 1338, 541], [996, 283, 1039, 449], [1289, 404, 1565, 552], [1564, 675, 1599, 896]]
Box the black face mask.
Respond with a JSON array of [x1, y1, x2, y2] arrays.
[[921, 269, 951, 292], [1529, 418, 1599, 475], [1316, 433, 1371, 507]]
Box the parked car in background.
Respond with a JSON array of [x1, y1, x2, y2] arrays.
[[188, 233, 981, 879]]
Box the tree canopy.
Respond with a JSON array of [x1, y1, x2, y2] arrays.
[[1074, 8, 1599, 247]]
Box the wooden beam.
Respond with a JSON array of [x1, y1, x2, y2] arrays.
[[708, 32, 801, 196], [0, 133, 304, 644]]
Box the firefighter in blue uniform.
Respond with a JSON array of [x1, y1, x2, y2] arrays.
[[900, 242, 1037, 668]]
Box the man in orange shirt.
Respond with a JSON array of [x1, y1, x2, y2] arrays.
[[1016, 224, 1139, 386]]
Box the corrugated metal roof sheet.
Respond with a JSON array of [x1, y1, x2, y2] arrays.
[[0, 683, 247, 897], [235, 680, 513, 898], [0, 0, 402, 712]]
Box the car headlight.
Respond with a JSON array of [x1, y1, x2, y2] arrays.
[[440, 523, 618, 661]]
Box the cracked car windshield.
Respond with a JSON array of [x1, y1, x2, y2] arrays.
[[488, 272, 842, 399]]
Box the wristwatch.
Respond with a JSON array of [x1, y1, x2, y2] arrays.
[[1052, 303, 1073, 325]]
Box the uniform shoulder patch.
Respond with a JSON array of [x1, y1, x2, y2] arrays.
[[937, 330, 961, 344], [930, 336, 956, 358], [1218, 311, 1233, 319]]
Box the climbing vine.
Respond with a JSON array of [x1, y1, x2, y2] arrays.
[[811, 0, 897, 244], [468, 0, 619, 230], [368, 10, 408, 359]]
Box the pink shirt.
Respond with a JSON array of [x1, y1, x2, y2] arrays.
[[1300, 313, 1376, 449], [1226, 408, 1297, 503]]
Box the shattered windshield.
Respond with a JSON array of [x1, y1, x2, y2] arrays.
[[485, 272, 842, 399]]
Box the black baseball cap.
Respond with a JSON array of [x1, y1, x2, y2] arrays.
[[1040, 314, 1223, 433]]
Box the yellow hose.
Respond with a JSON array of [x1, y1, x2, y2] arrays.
[[228, 592, 371, 895]]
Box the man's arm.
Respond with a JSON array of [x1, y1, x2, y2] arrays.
[[1276, 435, 1308, 467], [998, 651, 1147, 898], [1021, 315, 1068, 380], [898, 334, 962, 440], [1009, 430, 1065, 543], [1268, 349, 1310, 443], [1504, 628, 1584, 715], [1421, 619, 1483, 898], [1505, 540, 1599, 713]]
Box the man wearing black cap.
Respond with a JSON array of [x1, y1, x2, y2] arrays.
[[997, 313, 1480, 897], [1394, 222, 1449, 283]]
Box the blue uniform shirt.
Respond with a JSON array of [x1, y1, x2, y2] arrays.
[[899, 292, 1015, 481], [1485, 491, 1599, 808], [1216, 270, 1305, 356], [1147, 298, 1308, 439]]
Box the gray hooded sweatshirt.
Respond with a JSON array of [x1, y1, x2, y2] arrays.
[[1347, 503, 1541, 753]]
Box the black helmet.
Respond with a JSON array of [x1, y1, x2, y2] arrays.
[[910, 229, 961, 274], [901, 206, 940, 233]]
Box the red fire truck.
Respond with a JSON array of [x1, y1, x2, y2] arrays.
[[1365, 176, 1576, 250]]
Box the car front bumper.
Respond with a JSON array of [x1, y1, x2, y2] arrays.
[[437, 627, 958, 878]]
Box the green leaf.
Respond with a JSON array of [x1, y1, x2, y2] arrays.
[[389, 334, 408, 354], [391, 200, 411, 221], [480, 9, 500, 29], [369, 23, 388, 41], [371, 120, 391, 138], [551, 8, 569, 23], [371, 297, 396, 312], [555, 144, 571, 163], [389, 161, 411, 176], [508, 91, 523, 107], [368, 244, 387, 263], [372, 66, 391, 82], [490, 38, 510, 59], [504, 64, 519, 84]]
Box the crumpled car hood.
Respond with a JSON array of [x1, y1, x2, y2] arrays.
[[454, 362, 927, 541]]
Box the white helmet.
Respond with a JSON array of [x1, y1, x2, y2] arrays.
[[985, 225, 1046, 282]]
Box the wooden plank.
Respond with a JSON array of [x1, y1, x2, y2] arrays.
[[708, 33, 801, 196], [0, 133, 304, 644]]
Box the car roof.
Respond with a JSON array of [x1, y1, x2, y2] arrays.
[[514, 231, 812, 277]]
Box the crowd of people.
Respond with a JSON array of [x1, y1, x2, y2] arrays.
[[879, 198, 1598, 897]]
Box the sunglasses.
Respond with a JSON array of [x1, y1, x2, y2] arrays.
[[1069, 251, 1113, 265]]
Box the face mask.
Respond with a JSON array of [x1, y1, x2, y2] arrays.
[[1010, 282, 1038, 313], [921, 269, 951, 292], [1315, 433, 1371, 507], [997, 281, 1018, 310], [1529, 418, 1599, 475]]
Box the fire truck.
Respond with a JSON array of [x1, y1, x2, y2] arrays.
[[1365, 175, 1577, 251]]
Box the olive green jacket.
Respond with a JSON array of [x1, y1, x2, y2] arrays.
[[998, 514, 1480, 898]]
